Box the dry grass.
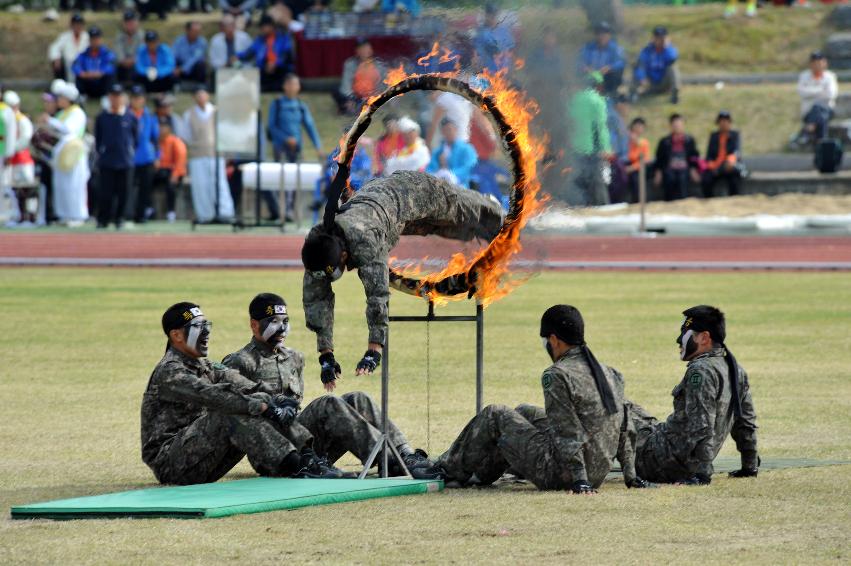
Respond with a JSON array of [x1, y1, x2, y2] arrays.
[[0, 267, 850, 564]]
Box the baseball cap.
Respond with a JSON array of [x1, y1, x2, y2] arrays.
[[144, 30, 158, 42], [652, 25, 668, 37], [88, 26, 102, 37], [595, 21, 612, 34], [123, 9, 138, 21], [108, 83, 125, 95]]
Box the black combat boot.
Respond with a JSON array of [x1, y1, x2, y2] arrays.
[[293, 449, 356, 479]]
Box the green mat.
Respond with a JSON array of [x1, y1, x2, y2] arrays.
[[10, 478, 443, 520], [606, 456, 851, 481]]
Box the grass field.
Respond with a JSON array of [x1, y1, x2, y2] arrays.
[[1, 267, 850, 564]]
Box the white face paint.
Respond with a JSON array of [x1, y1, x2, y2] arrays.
[[261, 314, 290, 344], [541, 336, 549, 351], [679, 329, 694, 361], [186, 317, 211, 356]]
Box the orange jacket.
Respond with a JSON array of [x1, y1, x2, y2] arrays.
[[158, 134, 187, 181]]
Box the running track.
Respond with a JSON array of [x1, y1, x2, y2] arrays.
[[1, 233, 850, 270]]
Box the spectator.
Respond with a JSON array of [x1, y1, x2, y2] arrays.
[[0, 87, 18, 210], [48, 13, 89, 82], [45, 80, 89, 225], [382, 0, 420, 16], [239, 15, 295, 93], [182, 88, 234, 222], [384, 116, 430, 176], [3, 92, 37, 226], [135, 31, 177, 93], [209, 14, 252, 72], [173, 21, 209, 87], [269, 1, 305, 33], [578, 21, 626, 96], [427, 90, 473, 147], [35, 92, 59, 224], [474, 3, 515, 73], [625, 117, 651, 204], [427, 117, 478, 188], [375, 114, 405, 175], [607, 94, 631, 203], [94, 84, 137, 229], [527, 27, 565, 86], [653, 113, 700, 201], [115, 10, 145, 85], [220, 0, 257, 29], [128, 86, 160, 223], [137, 0, 169, 21], [334, 38, 385, 115], [154, 94, 177, 131], [702, 111, 742, 198], [632, 26, 680, 105], [725, 0, 757, 18], [267, 73, 323, 221], [72, 26, 116, 100], [567, 72, 611, 206], [794, 51, 838, 146], [153, 118, 187, 223]]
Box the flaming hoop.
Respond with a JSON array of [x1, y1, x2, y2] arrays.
[[326, 68, 545, 306]]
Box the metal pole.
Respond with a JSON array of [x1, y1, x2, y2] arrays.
[[476, 302, 484, 414], [638, 158, 647, 233], [381, 320, 390, 478], [253, 109, 262, 227]]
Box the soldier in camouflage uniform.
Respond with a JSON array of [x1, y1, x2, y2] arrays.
[[627, 305, 759, 485], [300, 170, 504, 390], [141, 302, 347, 485], [437, 305, 653, 493], [222, 292, 443, 479]]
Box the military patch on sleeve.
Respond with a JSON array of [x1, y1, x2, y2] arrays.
[[541, 373, 553, 390], [689, 372, 702, 388], [212, 362, 226, 371]]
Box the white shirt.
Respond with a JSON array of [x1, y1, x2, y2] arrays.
[[384, 138, 431, 176], [14, 112, 33, 153], [435, 92, 473, 141], [797, 69, 838, 117], [1, 104, 17, 159], [208, 30, 252, 70], [48, 30, 90, 81]]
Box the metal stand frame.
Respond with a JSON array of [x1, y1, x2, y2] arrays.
[[358, 300, 485, 479]]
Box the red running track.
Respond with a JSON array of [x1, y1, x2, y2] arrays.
[[0, 233, 850, 268]]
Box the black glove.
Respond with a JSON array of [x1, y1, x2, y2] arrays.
[[680, 473, 712, 486], [319, 351, 341, 385], [356, 349, 381, 374], [570, 480, 596, 494], [263, 400, 298, 428], [730, 455, 760, 478], [626, 477, 657, 489]]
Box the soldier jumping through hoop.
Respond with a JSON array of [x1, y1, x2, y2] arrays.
[[301, 169, 504, 391]]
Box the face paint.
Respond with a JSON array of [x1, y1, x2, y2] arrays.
[[678, 328, 697, 361], [541, 336, 554, 360], [260, 314, 290, 345], [186, 319, 212, 356]]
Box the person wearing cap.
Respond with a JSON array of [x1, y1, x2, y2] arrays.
[[221, 0, 259, 29], [153, 94, 177, 131], [142, 301, 350, 485], [134, 30, 176, 94], [473, 3, 515, 74], [794, 52, 838, 146], [653, 113, 700, 201], [94, 84, 137, 229], [34, 92, 59, 224], [153, 118, 187, 223], [72, 27, 117, 100], [182, 87, 234, 222], [301, 170, 503, 390], [48, 13, 89, 82], [44, 80, 89, 226], [222, 293, 443, 479], [3, 91, 37, 225], [208, 14, 252, 72], [115, 10, 145, 85], [426, 117, 478, 188], [631, 26, 681, 105], [173, 21, 209, 87], [383, 116, 430, 176], [578, 21, 626, 97], [238, 15, 295, 93], [128, 86, 160, 223], [334, 38, 385, 115], [567, 72, 612, 206], [626, 306, 759, 485], [0, 88, 18, 214], [701, 111, 742, 198], [437, 305, 652, 492]]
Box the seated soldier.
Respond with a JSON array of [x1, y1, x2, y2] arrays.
[[141, 301, 348, 485], [437, 305, 653, 493], [222, 293, 442, 479], [627, 305, 759, 485]]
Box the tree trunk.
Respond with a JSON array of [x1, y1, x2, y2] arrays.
[[579, 0, 624, 31]]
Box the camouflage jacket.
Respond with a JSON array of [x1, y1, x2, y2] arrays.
[[657, 348, 758, 476], [541, 347, 636, 487], [141, 346, 276, 470], [221, 338, 305, 403]]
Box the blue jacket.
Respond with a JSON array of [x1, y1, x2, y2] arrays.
[[382, 0, 420, 16], [172, 34, 208, 73], [72, 46, 117, 77], [578, 39, 625, 74], [426, 140, 478, 188], [133, 108, 159, 166], [267, 96, 322, 151], [634, 43, 678, 85], [95, 110, 138, 170], [135, 44, 176, 78], [474, 24, 515, 73], [239, 32, 293, 73]]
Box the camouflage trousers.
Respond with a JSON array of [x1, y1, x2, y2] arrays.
[[399, 180, 504, 242], [150, 412, 303, 485], [296, 391, 409, 465], [437, 404, 572, 490], [628, 401, 692, 483]]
